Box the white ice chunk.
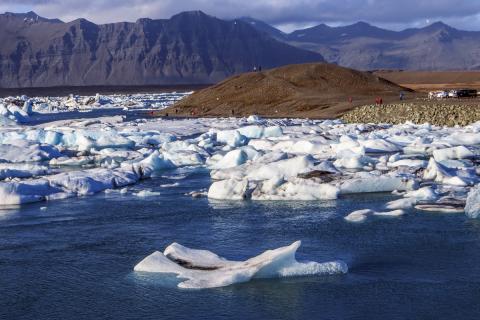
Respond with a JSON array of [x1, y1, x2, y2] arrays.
[[134, 241, 347, 289], [432, 146, 474, 162], [340, 174, 416, 194], [208, 179, 248, 200], [133, 190, 161, 197], [403, 186, 437, 201], [385, 198, 417, 210], [423, 158, 476, 186], [344, 209, 372, 223], [252, 178, 339, 201], [0, 163, 49, 180], [373, 209, 405, 217], [388, 159, 428, 169], [358, 139, 402, 153], [334, 154, 376, 170], [247, 155, 314, 181], [345, 208, 405, 223], [465, 185, 480, 218], [213, 150, 248, 169]]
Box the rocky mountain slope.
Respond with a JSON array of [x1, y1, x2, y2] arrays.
[[0, 11, 323, 88], [242, 18, 480, 71]]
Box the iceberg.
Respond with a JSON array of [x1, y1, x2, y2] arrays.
[[208, 179, 249, 200], [345, 209, 405, 223], [432, 146, 474, 162], [212, 150, 248, 169], [134, 241, 348, 289], [339, 174, 417, 194], [465, 185, 480, 218]]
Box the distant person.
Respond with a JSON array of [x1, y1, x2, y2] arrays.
[[400, 91, 405, 101], [348, 97, 353, 103], [253, 66, 257, 72], [258, 65, 262, 72]]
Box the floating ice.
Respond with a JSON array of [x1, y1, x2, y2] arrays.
[[345, 209, 405, 223], [134, 241, 348, 289], [339, 174, 417, 194], [208, 179, 249, 200], [415, 204, 464, 213], [1, 95, 479, 215], [432, 146, 474, 162], [133, 190, 161, 197], [423, 158, 477, 186], [251, 178, 338, 201], [465, 185, 480, 218], [212, 150, 248, 169]]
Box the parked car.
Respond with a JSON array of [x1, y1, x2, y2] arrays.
[[428, 90, 448, 99], [448, 90, 458, 98], [456, 89, 477, 98]]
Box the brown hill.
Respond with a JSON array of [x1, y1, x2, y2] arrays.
[[166, 63, 414, 118]]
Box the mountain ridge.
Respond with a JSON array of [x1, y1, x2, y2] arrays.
[[0, 11, 323, 88], [240, 17, 480, 70]]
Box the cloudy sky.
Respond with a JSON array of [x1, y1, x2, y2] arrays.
[[2, 0, 480, 32]]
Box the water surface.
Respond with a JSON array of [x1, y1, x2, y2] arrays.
[[1, 170, 480, 319]]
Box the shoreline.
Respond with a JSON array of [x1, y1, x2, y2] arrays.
[[0, 84, 210, 98], [342, 101, 480, 126]]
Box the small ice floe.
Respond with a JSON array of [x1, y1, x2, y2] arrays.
[[134, 241, 347, 289], [414, 204, 464, 214], [161, 174, 188, 180], [160, 182, 180, 188], [186, 190, 207, 198], [133, 190, 161, 197], [465, 185, 480, 218], [105, 187, 129, 195], [345, 209, 405, 223]]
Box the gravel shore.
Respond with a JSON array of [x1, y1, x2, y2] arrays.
[[341, 102, 480, 126]]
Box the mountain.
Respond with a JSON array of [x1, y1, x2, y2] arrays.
[[0, 11, 323, 88], [244, 19, 480, 71], [238, 17, 287, 40]]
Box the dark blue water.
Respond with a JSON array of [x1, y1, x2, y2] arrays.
[[1, 169, 480, 320]]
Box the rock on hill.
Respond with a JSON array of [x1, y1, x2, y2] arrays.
[[168, 63, 412, 118], [0, 11, 323, 88]]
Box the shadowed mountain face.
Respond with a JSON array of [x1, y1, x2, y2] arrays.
[[241, 18, 480, 71], [0, 11, 323, 88]]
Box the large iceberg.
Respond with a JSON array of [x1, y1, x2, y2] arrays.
[[134, 241, 348, 289]]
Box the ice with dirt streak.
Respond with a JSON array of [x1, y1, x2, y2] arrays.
[[134, 241, 348, 289]]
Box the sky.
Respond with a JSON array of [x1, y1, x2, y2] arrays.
[[2, 0, 480, 32]]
